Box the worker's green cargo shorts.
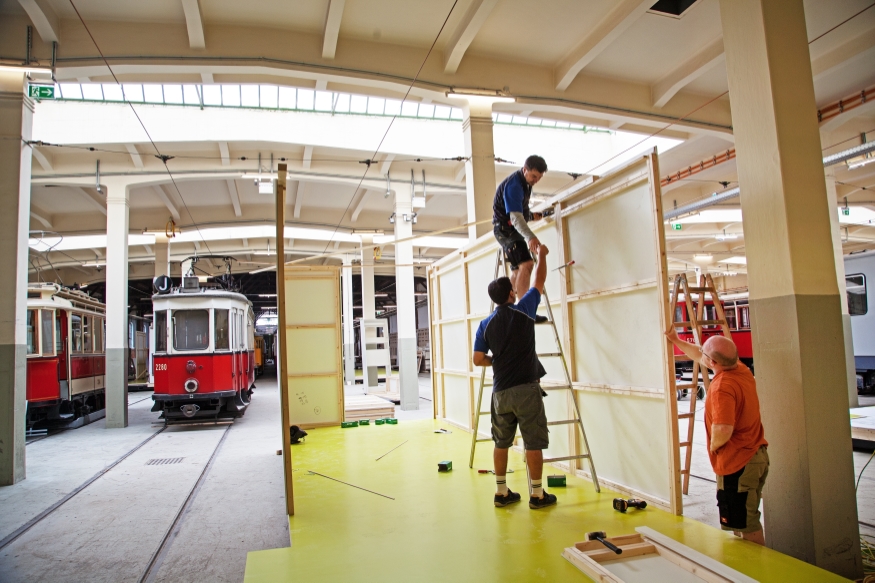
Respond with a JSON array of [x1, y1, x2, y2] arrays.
[[491, 382, 549, 450], [716, 446, 769, 533]]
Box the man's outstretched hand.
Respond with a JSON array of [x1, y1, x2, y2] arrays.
[[528, 236, 541, 256], [538, 244, 549, 260]]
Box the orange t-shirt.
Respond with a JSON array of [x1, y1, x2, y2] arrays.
[[704, 362, 768, 476]]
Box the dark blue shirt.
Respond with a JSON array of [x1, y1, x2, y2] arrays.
[[493, 170, 533, 228], [473, 288, 546, 392]]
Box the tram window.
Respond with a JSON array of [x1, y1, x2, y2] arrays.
[[847, 274, 867, 316], [94, 318, 104, 353], [238, 313, 244, 349], [71, 314, 82, 353], [26, 309, 37, 355], [55, 313, 62, 352], [83, 316, 93, 353], [725, 307, 738, 330], [173, 309, 209, 351], [739, 305, 750, 329], [154, 311, 167, 353], [215, 309, 230, 350], [41, 310, 54, 355]]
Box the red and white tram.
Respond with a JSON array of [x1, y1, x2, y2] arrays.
[[26, 283, 107, 428], [151, 277, 256, 422]]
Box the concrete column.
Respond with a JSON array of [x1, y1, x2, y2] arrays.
[[359, 234, 378, 389], [0, 72, 33, 485], [394, 188, 419, 410], [103, 178, 131, 429], [461, 99, 496, 241], [154, 233, 170, 278], [341, 254, 355, 386], [720, 0, 861, 577]]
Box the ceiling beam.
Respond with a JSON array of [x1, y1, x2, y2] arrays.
[[125, 143, 144, 169], [154, 185, 181, 221], [379, 153, 394, 176], [31, 147, 53, 172], [226, 179, 242, 217], [294, 181, 306, 219], [18, 0, 59, 43], [820, 99, 875, 132], [554, 0, 651, 91], [201, 72, 214, 84], [812, 28, 875, 81], [322, 0, 346, 59], [218, 141, 230, 166], [303, 146, 313, 169], [351, 188, 369, 222], [454, 163, 466, 183], [30, 209, 52, 229], [651, 38, 725, 108], [442, 0, 499, 74], [73, 187, 107, 216], [180, 0, 206, 50]]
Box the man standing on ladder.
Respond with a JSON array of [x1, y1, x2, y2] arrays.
[[493, 155, 549, 323], [472, 244, 557, 509]]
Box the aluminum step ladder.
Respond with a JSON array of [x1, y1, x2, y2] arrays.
[[468, 249, 600, 493], [669, 273, 732, 495]]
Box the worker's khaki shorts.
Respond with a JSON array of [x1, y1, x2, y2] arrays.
[[716, 446, 769, 533], [491, 382, 549, 450]]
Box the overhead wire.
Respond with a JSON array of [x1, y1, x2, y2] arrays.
[[318, 0, 461, 254], [67, 0, 214, 257]]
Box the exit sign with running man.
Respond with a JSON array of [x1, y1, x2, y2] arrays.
[[28, 84, 55, 99]]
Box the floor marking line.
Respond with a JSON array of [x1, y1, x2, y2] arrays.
[[138, 424, 233, 583], [375, 440, 408, 461], [307, 471, 395, 500], [0, 426, 167, 551]]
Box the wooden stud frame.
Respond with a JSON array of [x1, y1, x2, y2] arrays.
[[427, 151, 682, 514], [276, 163, 294, 516]]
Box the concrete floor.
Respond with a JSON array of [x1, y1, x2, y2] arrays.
[[3, 372, 874, 581], [0, 372, 289, 583]]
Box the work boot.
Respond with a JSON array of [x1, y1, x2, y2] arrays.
[[529, 490, 558, 509], [535, 315, 549, 324], [494, 489, 522, 507]]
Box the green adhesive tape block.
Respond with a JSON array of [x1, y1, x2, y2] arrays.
[[386, 418, 398, 425], [547, 475, 566, 487], [359, 419, 370, 425], [438, 460, 453, 472], [375, 419, 386, 425], [341, 421, 358, 428]]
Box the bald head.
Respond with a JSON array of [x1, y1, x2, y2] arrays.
[[702, 336, 738, 368]]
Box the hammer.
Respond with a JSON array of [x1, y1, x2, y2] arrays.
[[586, 531, 623, 555]]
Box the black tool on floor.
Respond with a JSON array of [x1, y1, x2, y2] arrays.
[[612, 498, 647, 513], [586, 531, 623, 555], [290, 425, 308, 444]]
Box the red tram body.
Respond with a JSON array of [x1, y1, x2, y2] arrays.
[[26, 284, 107, 428], [673, 296, 754, 370], [151, 280, 256, 422]]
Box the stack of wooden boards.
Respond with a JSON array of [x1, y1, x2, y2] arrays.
[[563, 527, 757, 582], [343, 394, 395, 422]]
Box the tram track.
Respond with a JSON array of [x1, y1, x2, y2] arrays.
[[0, 426, 167, 551]]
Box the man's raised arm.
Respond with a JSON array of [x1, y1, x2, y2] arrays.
[[533, 245, 549, 293]]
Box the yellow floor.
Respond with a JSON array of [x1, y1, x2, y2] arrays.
[[245, 419, 848, 582]]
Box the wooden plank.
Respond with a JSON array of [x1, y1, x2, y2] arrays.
[[575, 534, 644, 551], [587, 542, 659, 563], [275, 163, 294, 516], [562, 547, 626, 583], [566, 278, 658, 303], [637, 527, 759, 583]]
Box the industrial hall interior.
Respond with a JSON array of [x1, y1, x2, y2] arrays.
[[1, 0, 875, 581]]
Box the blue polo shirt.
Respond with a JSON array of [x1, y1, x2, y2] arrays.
[[493, 170, 533, 228], [473, 288, 546, 392]]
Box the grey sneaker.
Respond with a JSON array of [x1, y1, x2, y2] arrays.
[[494, 489, 522, 507], [529, 490, 558, 509]]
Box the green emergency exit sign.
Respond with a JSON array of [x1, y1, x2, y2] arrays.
[[672, 223, 682, 230], [28, 84, 55, 99], [842, 207, 851, 216]]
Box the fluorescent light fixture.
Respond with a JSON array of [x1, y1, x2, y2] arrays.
[[258, 294, 277, 298], [82, 261, 105, 267], [382, 304, 397, 308], [197, 276, 209, 283], [241, 173, 279, 180], [446, 89, 515, 103], [723, 256, 747, 265], [0, 65, 52, 75], [692, 254, 713, 262], [415, 292, 428, 296], [676, 209, 743, 224], [848, 157, 875, 170], [257, 180, 275, 194], [374, 293, 389, 297], [352, 230, 384, 235]]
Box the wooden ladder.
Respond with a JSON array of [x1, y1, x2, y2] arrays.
[[669, 273, 733, 495], [468, 249, 600, 493]]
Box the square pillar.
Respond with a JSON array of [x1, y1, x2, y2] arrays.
[[104, 178, 130, 429], [394, 185, 419, 410], [154, 233, 170, 279], [0, 72, 33, 485], [720, 0, 861, 576], [461, 100, 497, 241], [341, 254, 355, 385], [358, 234, 378, 390]]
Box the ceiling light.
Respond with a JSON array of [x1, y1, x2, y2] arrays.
[[82, 261, 105, 267], [258, 294, 277, 298], [374, 293, 389, 297], [257, 180, 275, 195], [241, 173, 279, 180], [446, 89, 515, 103], [0, 65, 53, 75], [848, 157, 875, 171], [352, 230, 384, 235]]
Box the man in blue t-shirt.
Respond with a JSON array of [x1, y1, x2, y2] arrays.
[[493, 155, 547, 308], [472, 244, 556, 510]]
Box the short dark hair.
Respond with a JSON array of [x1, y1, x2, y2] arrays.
[[488, 277, 513, 305], [524, 155, 547, 173]]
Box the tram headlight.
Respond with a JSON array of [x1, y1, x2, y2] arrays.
[[184, 378, 199, 393]]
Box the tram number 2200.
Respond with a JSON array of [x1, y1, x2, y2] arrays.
[[155, 363, 168, 371]]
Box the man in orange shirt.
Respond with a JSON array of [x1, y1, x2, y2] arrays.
[[666, 329, 769, 545]]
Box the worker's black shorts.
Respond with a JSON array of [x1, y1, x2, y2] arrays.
[[716, 446, 769, 533], [491, 382, 549, 450], [493, 224, 532, 271]]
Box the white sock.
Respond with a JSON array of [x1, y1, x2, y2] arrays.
[[531, 479, 543, 498], [496, 475, 508, 496]]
